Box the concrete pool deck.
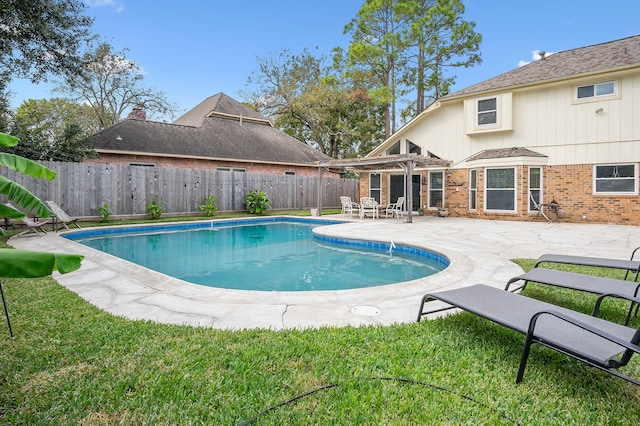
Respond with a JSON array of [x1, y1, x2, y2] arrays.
[[8, 215, 640, 330]]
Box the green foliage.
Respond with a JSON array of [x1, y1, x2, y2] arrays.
[[338, 0, 482, 135], [98, 203, 111, 223], [248, 49, 385, 158], [245, 190, 270, 215], [5, 98, 100, 162], [147, 199, 164, 220], [0, 133, 54, 218], [0, 0, 93, 86], [199, 195, 217, 217]]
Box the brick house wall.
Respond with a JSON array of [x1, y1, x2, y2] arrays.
[[360, 163, 640, 225]]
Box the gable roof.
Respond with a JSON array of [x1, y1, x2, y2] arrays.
[[90, 93, 332, 166], [173, 92, 266, 127], [447, 34, 640, 98]]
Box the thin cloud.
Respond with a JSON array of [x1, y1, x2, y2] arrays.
[[84, 0, 125, 12], [518, 49, 556, 67]]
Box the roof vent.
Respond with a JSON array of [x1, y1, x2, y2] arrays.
[[539, 51, 546, 59]]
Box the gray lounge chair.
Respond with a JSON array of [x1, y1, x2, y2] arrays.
[[534, 247, 640, 281], [417, 284, 640, 385], [505, 268, 640, 325]]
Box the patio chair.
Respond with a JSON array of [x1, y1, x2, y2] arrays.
[[5, 203, 50, 236], [417, 284, 640, 385], [340, 196, 359, 218], [533, 248, 640, 282], [45, 200, 81, 230], [359, 197, 379, 219], [385, 196, 405, 218], [505, 268, 640, 325]]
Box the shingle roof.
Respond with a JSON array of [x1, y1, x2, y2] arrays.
[[90, 93, 332, 165], [466, 147, 547, 162], [447, 34, 640, 98]]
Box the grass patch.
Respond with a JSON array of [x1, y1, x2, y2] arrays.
[[1, 222, 639, 424]]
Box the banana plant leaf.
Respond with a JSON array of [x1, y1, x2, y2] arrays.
[[0, 153, 57, 180], [0, 176, 52, 218], [0, 249, 83, 278], [0, 132, 18, 147]]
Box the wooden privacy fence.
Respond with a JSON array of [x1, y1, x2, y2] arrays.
[[3, 161, 359, 217]]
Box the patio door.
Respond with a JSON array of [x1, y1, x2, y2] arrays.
[[389, 174, 422, 211]]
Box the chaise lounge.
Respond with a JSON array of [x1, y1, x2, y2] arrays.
[[505, 268, 640, 325], [417, 284, 640, 385]]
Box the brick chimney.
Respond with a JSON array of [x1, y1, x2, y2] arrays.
[[127, 107, 147, 120]]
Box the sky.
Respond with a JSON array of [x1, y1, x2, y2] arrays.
[[8, 0, 640, 121]]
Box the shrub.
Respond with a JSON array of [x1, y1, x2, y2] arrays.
[[98, 203, 111, 223], [146, 199, 164, 219], [199, 195, 217, 217], [245, 190, 270, 215]]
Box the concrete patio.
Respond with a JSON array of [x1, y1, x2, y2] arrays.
[[8, 215, 640, 330]]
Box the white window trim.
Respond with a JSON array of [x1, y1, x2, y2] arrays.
[[592, 163, 638, 195], [528, 167, 543, 213], [574, 80, 620, 103], [469, 169, 477, 211], [484, 167, 517, 213], [427, 170, 445, 210], [476, 96, 498, 127]]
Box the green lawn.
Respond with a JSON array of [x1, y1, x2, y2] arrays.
[[1, 217, 639, 424]]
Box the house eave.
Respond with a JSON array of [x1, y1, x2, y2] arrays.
[[95, 149, 321, 168]]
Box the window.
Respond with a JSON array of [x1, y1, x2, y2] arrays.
[[407, 140, 421, 155], [469, 169, 477, 211], [477, 97, 497, 126], [577, 81, 615, 99], [485, 168, 516, 211], [594, 164, 637, 194], [217, 167, 245, 172], [386, 141, 400, 155], [285, 171, 296, 175], [428, 171, 444, 209], [528, 167, 542, 211], [369, 173, 381, 204]]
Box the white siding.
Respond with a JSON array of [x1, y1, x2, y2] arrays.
[[393, 70, 640, 168]]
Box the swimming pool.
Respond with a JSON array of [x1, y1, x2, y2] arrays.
[[66, 218, 448, 291]]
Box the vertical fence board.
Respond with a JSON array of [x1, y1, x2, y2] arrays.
[[1, 162, 358, 217]]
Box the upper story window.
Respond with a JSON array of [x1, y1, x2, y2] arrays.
[[407, 140, 421, 155], [576, 81, 616, 100], [386, 141, 400, 155], [593, 164, 637, 194], [477, 97, 497, 126]]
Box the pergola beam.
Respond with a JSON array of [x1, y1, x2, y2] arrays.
[[316, 154, 450, 223]]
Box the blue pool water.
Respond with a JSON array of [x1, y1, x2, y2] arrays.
[[67, 219, 448, 291]]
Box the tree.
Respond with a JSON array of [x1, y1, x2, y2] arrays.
[[57, 42, 178, 127], [339, 0, 482, 133], [246, 49, 384, 158], [0, 0, 93, 94], [339, 0, 408, 137], [5, 98, 99, 162], [398, 0, 481, 117]]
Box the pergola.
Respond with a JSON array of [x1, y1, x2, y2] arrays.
[[316, 154, 451, 223]]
